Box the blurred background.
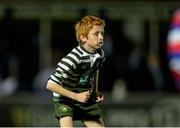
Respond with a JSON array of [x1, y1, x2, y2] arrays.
[[0, 0, 180, 127]]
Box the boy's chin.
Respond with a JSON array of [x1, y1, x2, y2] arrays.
[[97, 44, 103, 49]]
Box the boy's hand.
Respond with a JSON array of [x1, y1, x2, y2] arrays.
[[96, 93, 104, 103], [75, 90, 92, 103]]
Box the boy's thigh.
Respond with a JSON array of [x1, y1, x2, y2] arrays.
[[83, 118, 105, 127], [59, 116, 73, 127]]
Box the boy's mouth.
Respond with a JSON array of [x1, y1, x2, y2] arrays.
[[98, 42, 103, 47]]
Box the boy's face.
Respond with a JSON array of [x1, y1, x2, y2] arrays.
[[83, 25, 104, 51]]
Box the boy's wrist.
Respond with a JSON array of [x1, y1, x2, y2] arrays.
[[70, 91, 77, 100]]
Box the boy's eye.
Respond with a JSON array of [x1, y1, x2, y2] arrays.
[[94, 32, 98, 36], [95, 33, 99, 36], [94, 32, 103, 36]]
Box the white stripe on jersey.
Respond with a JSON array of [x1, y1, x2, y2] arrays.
[[54, 71, 62, 78], [62, 57, 77, 69], [50, 75, 61, 83], [67, 53, 80, 63], [58, 62, 69, 71], [72, 48, 83, 56]]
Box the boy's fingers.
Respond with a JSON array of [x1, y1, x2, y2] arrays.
[[96, 97, 101, 102]]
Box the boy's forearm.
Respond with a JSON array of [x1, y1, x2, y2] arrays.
[[46, 81, 76, 100]]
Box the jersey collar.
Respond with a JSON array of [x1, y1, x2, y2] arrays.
[[79, 45, 94, 54]]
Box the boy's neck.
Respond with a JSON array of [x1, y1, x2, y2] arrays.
[[80, 45, 95, 54]]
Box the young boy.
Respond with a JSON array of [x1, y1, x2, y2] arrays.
[[46, 15, 106, 127]]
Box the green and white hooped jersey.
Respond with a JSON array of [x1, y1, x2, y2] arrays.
[[48, 45, 105, 97]]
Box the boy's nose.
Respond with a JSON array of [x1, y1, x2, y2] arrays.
[[99, 35, 103, 41]]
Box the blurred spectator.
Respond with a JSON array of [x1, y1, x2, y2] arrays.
[[32, 48, 62, 97], [0, 75, 18, 97], [147, 54, 164, 91], [122, 18, 155, 91], [99, 9, 115, 92], [0, 55, 19, 97], [111, 78, 127, 102], [33, 67, 52, 97], [0, 7, 19, 97], [99, 32, 115, 92]]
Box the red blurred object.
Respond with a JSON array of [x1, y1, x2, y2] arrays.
[[172, 9, 180, 26]]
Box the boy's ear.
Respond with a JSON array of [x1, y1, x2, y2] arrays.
[[80, 35, 87, 43]]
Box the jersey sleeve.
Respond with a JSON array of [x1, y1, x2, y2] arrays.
[[48, 50, 80, 85]]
